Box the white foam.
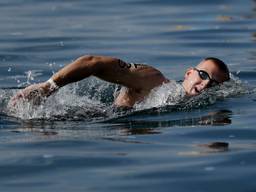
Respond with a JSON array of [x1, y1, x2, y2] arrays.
[[134, 81, 185, 110]]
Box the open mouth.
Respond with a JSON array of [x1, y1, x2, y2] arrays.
[[194, 87, 200, 94]]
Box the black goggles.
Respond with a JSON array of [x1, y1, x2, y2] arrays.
[[193, 68, 220, 87]]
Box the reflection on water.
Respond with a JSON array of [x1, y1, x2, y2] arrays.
[[112, 109, 232, 130], [2, 109, 232, 142], [178, 142, 229, 156]]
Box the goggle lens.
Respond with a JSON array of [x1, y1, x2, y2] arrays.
[[198, 71, 209, 80], [194, 68, 220, 87]]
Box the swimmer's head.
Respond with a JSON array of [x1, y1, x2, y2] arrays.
[[182, 57, 230, 96]]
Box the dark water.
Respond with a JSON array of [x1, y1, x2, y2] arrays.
[[1, 0, 256, 191]]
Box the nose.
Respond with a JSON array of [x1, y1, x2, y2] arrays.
[[197, 80, 210, 92]]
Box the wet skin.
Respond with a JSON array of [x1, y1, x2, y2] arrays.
[[182, 59, 225, 96]]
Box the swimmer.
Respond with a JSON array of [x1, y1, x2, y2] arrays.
[[10, 55, 230, 107]]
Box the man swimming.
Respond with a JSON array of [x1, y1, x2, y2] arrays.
[[10, 55, 230, 107]]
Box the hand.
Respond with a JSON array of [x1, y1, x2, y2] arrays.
[[9, 82, 50, 106]]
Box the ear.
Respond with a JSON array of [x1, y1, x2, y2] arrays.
[[184, 67, 193, 80]]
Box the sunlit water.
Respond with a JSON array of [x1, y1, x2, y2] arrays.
[[1, 0, 256, 192]]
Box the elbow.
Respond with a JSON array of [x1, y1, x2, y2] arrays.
[[76, 55, 101, 73], [77, 55, 99, 65]]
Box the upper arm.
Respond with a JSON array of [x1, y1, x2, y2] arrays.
[[94, 56, 167, 91]]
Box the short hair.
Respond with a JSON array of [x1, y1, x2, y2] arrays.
[[204, 57, 230, 82]]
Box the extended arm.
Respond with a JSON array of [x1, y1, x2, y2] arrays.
[[10, 55, 167, 105]]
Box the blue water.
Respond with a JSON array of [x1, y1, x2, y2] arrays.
[[1, 0, 256, 191]]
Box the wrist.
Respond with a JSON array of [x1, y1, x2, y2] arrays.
[[44, 78, 59, 94]]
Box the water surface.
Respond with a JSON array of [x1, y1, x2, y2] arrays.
[[0, 0, 256, 191]]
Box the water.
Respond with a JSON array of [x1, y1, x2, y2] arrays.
[[0, 0, 256, 191]]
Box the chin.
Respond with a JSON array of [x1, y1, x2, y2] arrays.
[[186, 91, 199, 96], [183, 86, 200, 96]]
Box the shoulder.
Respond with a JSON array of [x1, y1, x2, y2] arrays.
[[131, 63, 166, 78], [128, 63, 168, 90]]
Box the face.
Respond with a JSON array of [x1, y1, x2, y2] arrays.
[[182, 59, 223, 96]]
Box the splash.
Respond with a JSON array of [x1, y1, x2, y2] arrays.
[[175, 73, 250, 110], [135, 74, 250, 112], [6, 78, 115, 120], [1, 74, 252, 121], [134, 80, 186, 110]]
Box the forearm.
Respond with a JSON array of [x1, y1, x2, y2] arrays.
[[51, 55, 99, 87]]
